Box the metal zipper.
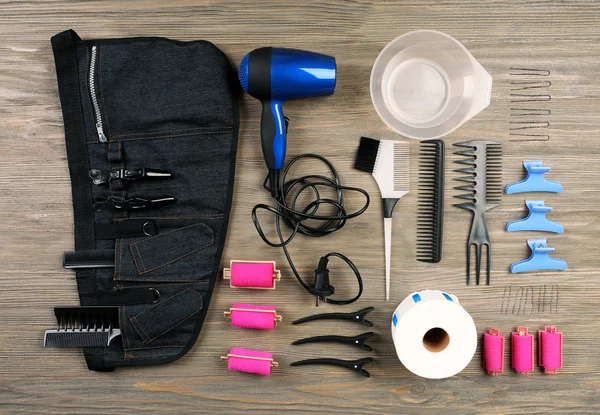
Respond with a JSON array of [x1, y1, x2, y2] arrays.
[[89, 46, 107, 143]]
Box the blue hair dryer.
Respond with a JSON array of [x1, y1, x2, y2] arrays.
[[238, 47, 336, 196]]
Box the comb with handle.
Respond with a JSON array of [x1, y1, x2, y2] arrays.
[[43, 306, 120, 348], [354, 137, 409, 300], [453, 140, 502, 285], [417, 139, 445, 263]]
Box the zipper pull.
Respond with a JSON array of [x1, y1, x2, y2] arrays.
[[96, 123, 107, 143]]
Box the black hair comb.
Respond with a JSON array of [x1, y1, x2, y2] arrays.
[[417, 139, 445, 263]]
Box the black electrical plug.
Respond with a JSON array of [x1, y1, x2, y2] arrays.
[[308, 256, 335, 306]]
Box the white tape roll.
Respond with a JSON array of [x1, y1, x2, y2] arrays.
[[391, 290, 477, 379]]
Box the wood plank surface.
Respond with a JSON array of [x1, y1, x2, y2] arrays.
[[1, 1, 599, 414]]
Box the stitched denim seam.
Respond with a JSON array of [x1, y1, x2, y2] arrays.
[[144, 309, 200, 343], [132, 222, 210, 243], [129, 243, 144, 274], [105, 129, 232, 143], [135, 243, 147, 273], [111, 125, 232, 138], [126, 352, 180, 360], [113, 215, 223, 221], [121, 278, 213, 283], [131, 315, 152, 342], [129, 288, 197, 320], [120, 305, 130, 350], [115, 281, 210, 290], [129, 289, 202, 343], [128, 223, 214, 275], [136, 241, 213, 276], [124, 345, 187, 351]]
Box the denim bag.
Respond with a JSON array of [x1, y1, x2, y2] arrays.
[[51, 29, 238, 371]]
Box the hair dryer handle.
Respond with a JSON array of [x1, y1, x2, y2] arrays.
[[261, 100, 286, 171]]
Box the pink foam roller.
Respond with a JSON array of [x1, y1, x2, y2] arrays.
[[512, 326, 534, 374], [539, 326, 562, 374], [221, 347, 278, 376], [223, 261, 280, 289], [483, 328, 504, 376], [225, 303, 282, 330]]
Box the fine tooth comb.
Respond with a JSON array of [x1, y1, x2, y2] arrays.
[[43, 306, 120, 348], [417, 139, 445, 263], [454, 140, 502, 285], [354, 137, 409, 300]]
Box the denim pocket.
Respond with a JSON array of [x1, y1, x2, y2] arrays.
[[114, 222, 217, 282], [129, 288, 202, 344], [93, 40, 235, 142]]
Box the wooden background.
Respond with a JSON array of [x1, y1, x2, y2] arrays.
[[1, 1, 599, 414]]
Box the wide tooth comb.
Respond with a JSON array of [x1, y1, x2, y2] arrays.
[[453, 140, 502, 285], [417, 139, 444, 263]]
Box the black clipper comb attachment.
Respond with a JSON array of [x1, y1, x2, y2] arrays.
[[417, 139, 445, 263], [43, 307, 120, 348], [453, 141, 502, 285]]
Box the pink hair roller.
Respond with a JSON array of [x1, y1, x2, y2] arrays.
[[538, 326, 562, 374], [224, 303, 282, 330], [220, 347, 278, 376], [483, 328, 504, 376], [512, 326, 534, 374], [223, 260, 281, 289]]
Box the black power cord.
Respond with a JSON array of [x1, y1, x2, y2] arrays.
[[252, 154, 370, 306]]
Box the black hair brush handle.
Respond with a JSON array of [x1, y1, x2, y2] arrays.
[[292, 332, 374, 351], [291, 307, 374, 326], [290, 357, 373, 377]]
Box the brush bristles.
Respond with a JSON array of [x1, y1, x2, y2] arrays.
[[354, 136, 381, 173], [393, 142, 409, 192], [417, 140, 444, 263]]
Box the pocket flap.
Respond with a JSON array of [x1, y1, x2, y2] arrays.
[[126, 222, 214, 277], [129, 288, 202, 343]]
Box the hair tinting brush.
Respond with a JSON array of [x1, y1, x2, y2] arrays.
[[417, 139, 444, 263], [354, 137, 409, 300], [454, 140, 502, 285]]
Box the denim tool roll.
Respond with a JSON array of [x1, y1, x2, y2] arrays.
[[51, 29, 239, 371]]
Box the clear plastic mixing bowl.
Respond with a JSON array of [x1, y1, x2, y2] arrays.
[[370, 30, 492, 140]]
